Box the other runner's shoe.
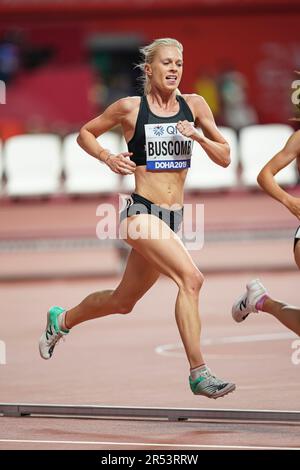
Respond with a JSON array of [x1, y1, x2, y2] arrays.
[[232, 279, 267, 323]]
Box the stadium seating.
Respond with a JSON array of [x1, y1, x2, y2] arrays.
[[239, 124, 297, 187], [185, 126, 239, 191], [4, 134, 62, 197], [2, 125, 298, 199], [63, 131, 120, 195]]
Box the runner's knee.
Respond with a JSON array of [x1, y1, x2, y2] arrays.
[[178, 269, 204, 294], [114, 298, 136, 315]]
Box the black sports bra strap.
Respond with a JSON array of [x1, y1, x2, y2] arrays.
[[140, 95, 148, 121], [129, 96, 147, 144], [177, 95, 194, 122]]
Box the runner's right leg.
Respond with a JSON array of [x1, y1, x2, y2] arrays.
[[39, 248, 160, 359], [65, 248, 160, 328]]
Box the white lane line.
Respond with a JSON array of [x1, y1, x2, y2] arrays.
[[238, 383, 300, 390], [0, 439, 299, 450], [155, 332, 296, 357]]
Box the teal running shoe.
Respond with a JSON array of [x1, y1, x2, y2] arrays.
[[189, 367, 236, 399], [39, 306, 68, 360]]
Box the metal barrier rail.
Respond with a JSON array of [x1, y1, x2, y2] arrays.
[[1, 403, 299, 423]]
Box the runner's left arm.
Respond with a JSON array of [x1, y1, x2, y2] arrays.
[[176, 95, 230, 167]]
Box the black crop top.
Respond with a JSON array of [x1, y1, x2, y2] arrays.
[[127, 95, 194, 167]]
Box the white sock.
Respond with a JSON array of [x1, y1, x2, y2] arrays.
[[190, 364, 207, 380], [57, 311, 69, 332]]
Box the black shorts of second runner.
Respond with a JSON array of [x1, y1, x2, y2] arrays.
[[119, 192, 183, 233], [294, 225, 300, 251]]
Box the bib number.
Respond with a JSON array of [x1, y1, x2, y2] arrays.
[[145, 122, 193, 170]]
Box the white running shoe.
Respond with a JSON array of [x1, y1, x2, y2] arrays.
[[39, 306, 69, 360], [232, 279, 267, 323]]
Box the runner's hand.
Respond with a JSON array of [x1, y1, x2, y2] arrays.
[[286, 195, 300, 220], [106, 152, 136, 175], [176, 120, 198, 139]]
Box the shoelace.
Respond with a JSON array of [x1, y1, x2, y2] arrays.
[[202, 368, 225, 385]]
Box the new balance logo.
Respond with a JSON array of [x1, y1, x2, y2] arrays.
[[239, 298, 248, 310], [46, 326, 53, 340], [126, 198, 132, 208]]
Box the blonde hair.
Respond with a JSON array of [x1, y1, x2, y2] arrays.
[[136, 38, 183, 95]]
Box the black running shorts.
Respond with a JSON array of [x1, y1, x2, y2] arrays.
[[119, 192, 183, 233]]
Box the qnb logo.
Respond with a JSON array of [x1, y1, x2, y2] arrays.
[[0, 340, 6, 365], [0, 80, 6, 104], [291, 339, 300, 366], [153, 125, 164, 136], [166, 125, 178, 135]]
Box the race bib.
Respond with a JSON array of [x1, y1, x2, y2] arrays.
[[145, 122, 194, 170]]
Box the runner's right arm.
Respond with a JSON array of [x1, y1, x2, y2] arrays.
[[77, 98, 136, 175]]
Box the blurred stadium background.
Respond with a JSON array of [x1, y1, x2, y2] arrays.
[[1, 3, 300, 447], [0, 0, 300, 278]]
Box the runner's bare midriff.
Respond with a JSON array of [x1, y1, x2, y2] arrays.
[[133, 165, 187, 207]]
